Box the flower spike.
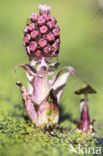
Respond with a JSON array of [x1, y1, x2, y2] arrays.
[[16, 5, 75, 128]]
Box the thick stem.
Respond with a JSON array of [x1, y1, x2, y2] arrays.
[[81, 94, 90, 122], [31, 66, 50, 105], [37, 89, 59, 127], [80, 94, 90, 132]]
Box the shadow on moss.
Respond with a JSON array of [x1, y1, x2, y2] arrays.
[[59, 104, 78, 124]]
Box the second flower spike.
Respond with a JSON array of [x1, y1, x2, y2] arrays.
[[75, 85, 97, 134]]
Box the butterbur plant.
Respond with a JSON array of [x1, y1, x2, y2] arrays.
[[16, 5, 75, 128], [75, 85, 97, 134]]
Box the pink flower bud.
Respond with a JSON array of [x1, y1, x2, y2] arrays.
[[24, 34, 30, 43], [47, 33, 55, 41], [44, 45, 51, 54], [23, 26, 28, 34], [34, 50, 41, 57], [28, 23, 35, 31], [38, 38, 47, 48], [43, 15, 51, 21], [51, 16, 57, 23], [47, 21, 55, 29], [29, 41, 37, 52], [30, 13, 38, 21], [38, 16, 45, 25], [56, 39, 60, 44], [52, 41, 59, 52], [40, 25, 48, 34], [30, 30, 38, 39], [53, 28, 60, 37]]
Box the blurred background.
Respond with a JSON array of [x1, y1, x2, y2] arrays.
[[0, 0, 103, 136]]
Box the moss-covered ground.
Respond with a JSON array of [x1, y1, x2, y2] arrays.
[[0, 0, 103, 155]]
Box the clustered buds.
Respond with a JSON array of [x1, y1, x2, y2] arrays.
[[23, 5, 60, 60]]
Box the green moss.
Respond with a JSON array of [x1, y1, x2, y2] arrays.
[[0, 111, 102, 155]]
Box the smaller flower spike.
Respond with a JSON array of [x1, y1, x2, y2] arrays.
[[75, 85, 97, 134]]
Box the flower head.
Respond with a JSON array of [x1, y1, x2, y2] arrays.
[[23, 5, 60, 60]]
